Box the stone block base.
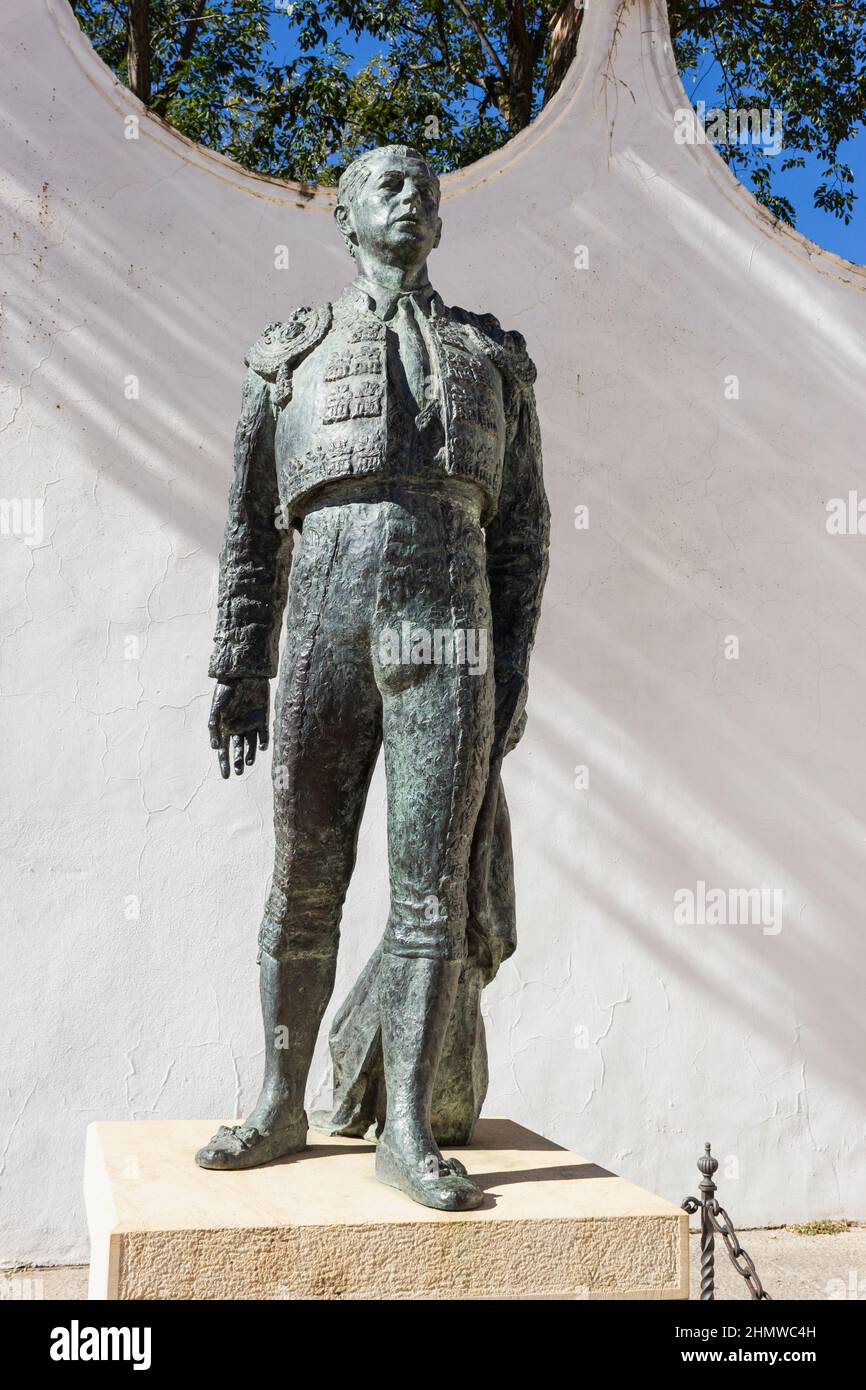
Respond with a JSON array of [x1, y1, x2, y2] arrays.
[[85, 1118, 688, 1300]]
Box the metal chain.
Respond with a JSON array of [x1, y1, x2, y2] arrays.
[[709, 1198, 771, 1300]]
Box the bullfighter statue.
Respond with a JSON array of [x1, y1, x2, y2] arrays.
[[196, 144, 549, 1212]]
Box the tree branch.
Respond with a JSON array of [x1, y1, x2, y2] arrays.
[[450, 0, 509, 83], [150, 0, 207, 114]]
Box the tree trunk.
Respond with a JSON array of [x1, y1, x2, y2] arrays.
[[127, 0, 151, 106], [506, 0, 537, 134], [544, 0, 585, 106]]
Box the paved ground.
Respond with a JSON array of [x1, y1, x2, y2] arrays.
[[687, 1226, 866, 1301], [2, 1228, 864, 1300]]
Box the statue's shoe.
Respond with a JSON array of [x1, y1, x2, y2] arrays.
[[195, 1118, 306, 1171], [375, 1140, 484, 1212]]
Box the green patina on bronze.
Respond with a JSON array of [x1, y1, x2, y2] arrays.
[[197, 144, 549, 1212]]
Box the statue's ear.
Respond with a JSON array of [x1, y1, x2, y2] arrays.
[[335, 204, 357, 254], [433, 215, 443, 250]]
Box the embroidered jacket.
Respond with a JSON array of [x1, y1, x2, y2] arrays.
[[209, 283, 549, 747]]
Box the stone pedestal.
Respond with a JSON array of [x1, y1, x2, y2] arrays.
[[85, 1118, 688, 1300]]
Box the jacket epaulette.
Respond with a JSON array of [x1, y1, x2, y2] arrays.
[[448, 305, 537, 391], [245, 303, 333, 406]]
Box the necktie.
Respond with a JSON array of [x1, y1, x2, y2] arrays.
[[390, 293, 429, 416]]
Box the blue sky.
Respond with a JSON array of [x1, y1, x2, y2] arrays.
[[681, 60, 864, 262], [267, 11, 863, 263]]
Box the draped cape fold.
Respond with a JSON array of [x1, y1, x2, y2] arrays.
[[317, 761, 516, 1144]]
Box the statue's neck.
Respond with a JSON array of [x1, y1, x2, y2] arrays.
[[353, 254, 431, 295]]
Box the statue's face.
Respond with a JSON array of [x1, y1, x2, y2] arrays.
[[341, 154, 442, 267]]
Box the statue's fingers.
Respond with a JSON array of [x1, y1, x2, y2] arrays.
[[209, 720, 221, 751], [233, 734, 245, 775], [217, 738, 230, 780], [258, 723, 269, 751], [245, 733, 256, 766]]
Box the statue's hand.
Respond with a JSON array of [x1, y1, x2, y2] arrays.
[[208, 678, 270, 779]]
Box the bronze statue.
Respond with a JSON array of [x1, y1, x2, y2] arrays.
[[196, 144, 549, 1212]]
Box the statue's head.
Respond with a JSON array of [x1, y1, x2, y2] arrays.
[[334, 145, 442, 270]]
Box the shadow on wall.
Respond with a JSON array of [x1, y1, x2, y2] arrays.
[[0, 100, 339, 553], [515, 135, 866, 1126]]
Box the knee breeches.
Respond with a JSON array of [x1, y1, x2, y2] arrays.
[[258, 488, 495, 964]]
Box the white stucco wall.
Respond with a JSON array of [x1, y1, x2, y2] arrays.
[[2, 0, 864, 1265]]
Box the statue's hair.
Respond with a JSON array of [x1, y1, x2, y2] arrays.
[[334, 146, 440, 256]]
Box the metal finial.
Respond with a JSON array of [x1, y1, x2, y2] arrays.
[[698, 1141, 719, 1178]]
